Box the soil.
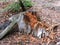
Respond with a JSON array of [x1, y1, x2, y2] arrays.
[[0, 0, 60, 45]]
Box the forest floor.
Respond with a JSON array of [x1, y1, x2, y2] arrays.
[[0, 0, 60, 45]]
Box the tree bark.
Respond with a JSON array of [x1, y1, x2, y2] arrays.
[[0, 20, 17, 39]]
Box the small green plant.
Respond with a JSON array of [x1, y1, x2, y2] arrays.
[[3, 0, 32, 12], [23, 0, 32, 7], [3, 2, 20, 12]]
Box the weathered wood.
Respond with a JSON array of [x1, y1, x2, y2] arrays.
[[0, 12, 28, 39], [0, 13, 20, 39], [0, 20, 17, 39]]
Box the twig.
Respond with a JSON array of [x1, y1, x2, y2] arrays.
[[46, 23, 60, 31]]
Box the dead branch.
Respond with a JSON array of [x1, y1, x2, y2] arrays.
[[0, 20, 17, 39]]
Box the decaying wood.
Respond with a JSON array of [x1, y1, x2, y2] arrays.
[[24, 11, 59, 44], [24, 11, 49, 29], [0, 13, 23, 39], [0, 11, 59, 45], [0, 20, 17, 39], [17, 13, 31, 35]]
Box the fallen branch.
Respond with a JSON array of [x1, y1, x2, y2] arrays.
[[0, 13, 24, 39], [0, 20, 17, 39]]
